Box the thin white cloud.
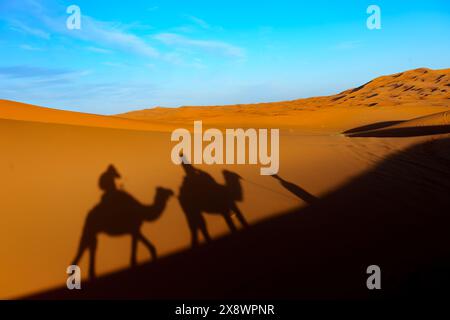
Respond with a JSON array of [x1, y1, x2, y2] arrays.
[[102, 61, 126, 68], [9, 20, 50, 39], [171, 25, 196, 34], [154, 33, 245, 58], [0, 65, 91, 89], [0, 65, 72, 79], [19, 44, 44, 51], [60, 16, 160, 58], [162, 51, 207, 69], [334, 41, 361, 50], [4, 1, 245, 66], [86, 46, 113, 54], [15, 4, 160, 59], [186, 15, 211, 29], [183, 15, 224, 32], [147, 6, 159, 12]]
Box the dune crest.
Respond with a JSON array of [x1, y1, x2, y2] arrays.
[[1, 68, 448, 133], [0, 100, 171, 132], [118, 68, 450, 131]]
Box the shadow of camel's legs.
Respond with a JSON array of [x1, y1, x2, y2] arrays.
[[183, 205, 211, 247], [72, 225, 92, 266], [131, 234, 138, 267], [223, 211, 238, 233], [181, 203, 201, 247], [88, 237, 97, 280], [186, 212, 200, 247], [190, 225, 200, 247], [198, 215, 212, 244], [72, 242, 86, 267], [138, 232, 157, 260], [231, 203, 249, 228]]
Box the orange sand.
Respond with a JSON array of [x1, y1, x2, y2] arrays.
[[0, 67, 448, 298]]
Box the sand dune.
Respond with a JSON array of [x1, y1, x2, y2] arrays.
[[0, 99, 172, 132], [2, 68, 449, 134], [4, 118, 407, 298], [393, 110, 450, 127], [119, 68, 450, 132], [1, 67, 449, 299], [346, 111, 450, 137]]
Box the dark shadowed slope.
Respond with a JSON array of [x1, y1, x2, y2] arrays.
[[345, 111, 450, 137], [25, 136, 450, 300]]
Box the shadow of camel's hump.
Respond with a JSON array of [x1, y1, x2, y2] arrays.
[[179, 177, 232, 214], [87, 190, 143, 235]]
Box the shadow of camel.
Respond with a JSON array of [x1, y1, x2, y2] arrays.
[[272, 174, 317, 204], [178, 157, 249, 247], [72, 164, 174, 280]]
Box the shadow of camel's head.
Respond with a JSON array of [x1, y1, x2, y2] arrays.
[[156, 187, 175, 198], [222, 170, 242, 180]]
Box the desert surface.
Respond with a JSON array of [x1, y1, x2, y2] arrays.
[[0, 67, 449, 298]]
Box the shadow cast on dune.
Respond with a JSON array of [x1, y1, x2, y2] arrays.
[[26, 137, 450, 299], [271, 174, 317, 204], [72, 165, 174, 280], [344, 111, 450, 137], [343, 121, 406, 134], [178, 160, 249, 247], [346, 125, 450, 137]]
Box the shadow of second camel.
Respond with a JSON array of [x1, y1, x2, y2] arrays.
[[178, 161, 249, 247]]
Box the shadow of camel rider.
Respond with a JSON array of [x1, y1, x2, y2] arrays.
[[99, 164, 121, 202]]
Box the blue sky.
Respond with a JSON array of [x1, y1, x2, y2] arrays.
[[0, 0, 449, 114]]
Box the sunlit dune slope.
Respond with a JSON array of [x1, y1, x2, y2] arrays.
[[0, 115, 430, 299], [0, 99, 172, 132], [24, 137, 450, 300]]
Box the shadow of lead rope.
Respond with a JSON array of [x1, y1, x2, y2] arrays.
[[243, 177, 314, 203], [271, 175, 318, 204]]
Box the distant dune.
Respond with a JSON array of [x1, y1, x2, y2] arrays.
[[1, 67, 449, 133], [0, 99, 172, 132], [118, 68, 450, 132]]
